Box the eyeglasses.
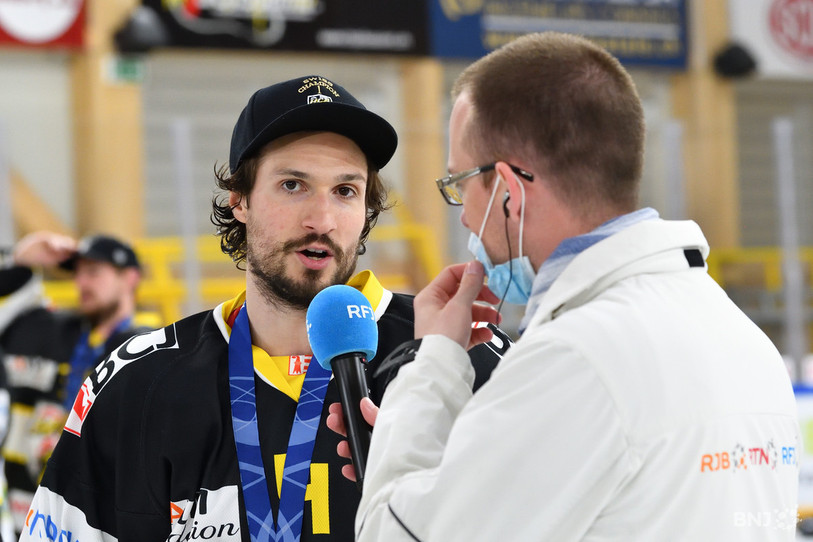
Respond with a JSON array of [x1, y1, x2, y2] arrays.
[[435, 163, 534, 206]]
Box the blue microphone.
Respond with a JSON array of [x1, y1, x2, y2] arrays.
[[307, 285, 378, 490]]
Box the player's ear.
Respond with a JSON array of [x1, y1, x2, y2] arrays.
[[230, 192, 247, 223]]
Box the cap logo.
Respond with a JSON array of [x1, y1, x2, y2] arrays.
[[113, 249, 127, 266], [307, 93, 333, 104], [298, 76, 340, 105]]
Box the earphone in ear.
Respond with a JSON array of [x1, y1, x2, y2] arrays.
[[502, 193, 510, 217]]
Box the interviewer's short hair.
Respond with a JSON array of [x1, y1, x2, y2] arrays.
[[452, 32, 645, 218]]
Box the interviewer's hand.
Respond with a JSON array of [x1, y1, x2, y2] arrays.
[[327, 398, 378, 482], [12, 232, 76, 268], [414, 261, 501, 350]]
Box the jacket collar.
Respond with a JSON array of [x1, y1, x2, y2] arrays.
[[524, 219, 709, 330]]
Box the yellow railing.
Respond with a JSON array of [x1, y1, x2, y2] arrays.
[[706, 247, 813, 292], [42, 207, 445, 326], [706, 246, 813, 345], [43, 217, 810, 330]]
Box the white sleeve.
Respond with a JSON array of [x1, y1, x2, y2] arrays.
[[357, 333, 637, 542]]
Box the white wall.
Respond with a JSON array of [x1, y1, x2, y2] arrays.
[[0, 51, 74, 233]]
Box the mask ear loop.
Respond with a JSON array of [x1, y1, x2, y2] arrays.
[[516, 175, 527, 260], [477, 175, 506, 315], [498, 173, 528, 315], [477, 176, 502, 242], [499, 215, 511, 316]]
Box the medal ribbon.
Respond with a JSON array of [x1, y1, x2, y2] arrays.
[[228, 303, 331, 542]]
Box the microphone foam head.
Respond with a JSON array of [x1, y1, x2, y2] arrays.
[[306, 285, 378, 370]]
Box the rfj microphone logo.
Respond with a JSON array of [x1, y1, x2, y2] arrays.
[[347, 305, 374, 320]]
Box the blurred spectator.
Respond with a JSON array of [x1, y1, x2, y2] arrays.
[[0, 232, 151, 535]]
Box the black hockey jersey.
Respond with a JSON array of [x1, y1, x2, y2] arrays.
[[21, 271, 510, 542], [0, 265, 150, 533]]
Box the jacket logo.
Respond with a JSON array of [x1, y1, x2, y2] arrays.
[[700, 440, 796, 472]]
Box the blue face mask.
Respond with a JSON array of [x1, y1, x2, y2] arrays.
[[467, 175, 536, 305]]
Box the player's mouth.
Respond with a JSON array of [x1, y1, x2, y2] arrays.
[[295, 245, 334, 270], [300, 247, 330, 260]]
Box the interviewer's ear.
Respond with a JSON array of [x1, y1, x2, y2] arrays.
[[495, 162, 523, 220]]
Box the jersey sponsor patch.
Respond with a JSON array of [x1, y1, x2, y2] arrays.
[[168, 485, 242, 542], [20, 486, 110, 542], [64, 325, 179, 437], [288, 355, 311, 376], [3, 354, 60, 391]]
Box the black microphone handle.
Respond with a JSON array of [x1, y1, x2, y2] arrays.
[[332, 353, 373, 492]]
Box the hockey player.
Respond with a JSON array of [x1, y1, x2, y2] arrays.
[[20, 76, 509, 542]]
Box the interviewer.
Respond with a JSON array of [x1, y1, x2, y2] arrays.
[[333, 32, 800, 542]]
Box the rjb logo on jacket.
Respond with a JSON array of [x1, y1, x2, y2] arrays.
[[700, 439, 797, 472]]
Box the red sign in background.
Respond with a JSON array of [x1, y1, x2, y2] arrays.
[[0, 0, 85, 49], [770, 0, 813, 61]]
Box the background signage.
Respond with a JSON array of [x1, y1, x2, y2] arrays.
[[429, 0, 689, 68], [729, 0, 813, 79], [0, 0, 85, 49], [144, 0, 428, 55]]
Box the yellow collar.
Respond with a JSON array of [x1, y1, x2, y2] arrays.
[[220, 270, 389, 401]]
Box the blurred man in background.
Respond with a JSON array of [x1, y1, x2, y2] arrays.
[[0, 232, 149, 535], [349, 32, 800, 541], [21, 75, 508, 542]]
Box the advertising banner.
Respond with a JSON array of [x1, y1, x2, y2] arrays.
[[429, 0, 688, 68], [143, 0, 428, 55], [0, 0, 84, 49]]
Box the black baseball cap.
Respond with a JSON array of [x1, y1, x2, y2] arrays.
[[60, 235, 141, 271], [229, 75, 398, 173]]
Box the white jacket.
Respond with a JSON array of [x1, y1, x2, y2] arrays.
[[358, 219, 800, 541]]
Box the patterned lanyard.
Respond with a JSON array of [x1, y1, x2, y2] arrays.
[[228, 303, 331, 542]]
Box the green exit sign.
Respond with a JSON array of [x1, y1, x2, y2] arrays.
[[106, 55, 145, 84]]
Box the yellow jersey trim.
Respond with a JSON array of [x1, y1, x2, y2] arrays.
[[218, 270, 389, 402]]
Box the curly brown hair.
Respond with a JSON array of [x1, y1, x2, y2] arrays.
[[211, 152, 391, 269]]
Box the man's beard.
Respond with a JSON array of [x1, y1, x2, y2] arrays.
[[80, 298, 121, 328], [247, 232, 360, 312]]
